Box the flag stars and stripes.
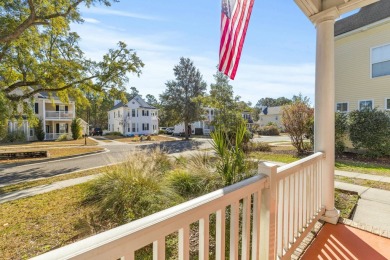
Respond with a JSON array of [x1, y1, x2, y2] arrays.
[[219, 0, 255, 80]]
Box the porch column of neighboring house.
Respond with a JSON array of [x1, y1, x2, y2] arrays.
[[43, 100, 46, 140], [313, 10, 339, 224]]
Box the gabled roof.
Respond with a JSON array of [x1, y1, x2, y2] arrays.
[[108, 95, 157, 111], [335, 0, 390, 36]]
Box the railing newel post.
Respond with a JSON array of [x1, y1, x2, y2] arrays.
[[258, 162, 278, 260]]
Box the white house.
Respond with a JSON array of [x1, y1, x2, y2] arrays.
[[258, 106, 283, 129], [107, 95, 158, 136], [173, 108, 256, 136], [7, 92, 76, 141], [173, 108, 216, 135]]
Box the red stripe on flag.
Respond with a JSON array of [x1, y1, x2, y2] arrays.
[[230, 0, 254, 79], [224, 0, 248, 77], [219, 1, 241, 74], [218, 0, 255, 80]]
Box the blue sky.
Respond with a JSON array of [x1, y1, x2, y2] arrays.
[[72, 1, 321, 105]]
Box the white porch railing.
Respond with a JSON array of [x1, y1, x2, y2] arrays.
[[45, 111, 73, 119], [32, 152, 325, 260]]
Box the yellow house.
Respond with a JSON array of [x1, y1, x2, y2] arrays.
[[335, 0, 390, 112]]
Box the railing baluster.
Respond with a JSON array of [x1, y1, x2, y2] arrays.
[[251, 192, 261, 260], [289, 174, 294, 245], [311, 164, 315, 217], [284, 177, 289, 253], [199, 217, 209, 260], [216, 208, 225, 260], [299, 169, 303, 233], [179, 226, 189, 260], [241, 196, 251, 260], [153, 237, 165, 260], [277, 179, 283, 258], [230, 202, 239, 260], [294, 171, 299, 238]]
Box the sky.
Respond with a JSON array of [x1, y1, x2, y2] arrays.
[[71, 1, 325, 105]]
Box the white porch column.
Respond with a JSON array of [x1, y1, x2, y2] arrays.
[[313, 10, 340, 224]]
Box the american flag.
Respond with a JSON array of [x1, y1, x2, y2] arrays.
[[219, 0, 255, 80]]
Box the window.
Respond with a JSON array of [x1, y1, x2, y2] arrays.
[[211, 110, 214, 115], [132, 109, 135, 117], [336, 102, 348, 113], [114, 112, 116, 118], [386, 98, 390, 110], [132, 123, 136, 132], [34, 103, 39, 114], [359, 100, 373, 110], [108, 124, 110, 131], [142, 123, 149, 131], [372, 44, 390, 78], [30, 128, 34, 137], [128, 112, 130, 117]]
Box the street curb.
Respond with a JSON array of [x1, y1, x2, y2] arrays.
[[0, 148, 109, 169]]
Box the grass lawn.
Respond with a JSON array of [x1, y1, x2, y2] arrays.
[[335, 189, 359, 219], [249, 151, 301, 164], [335, 160, 390, 177], [0, 166, 109, 195], [249, 149, 390, 176], [0, 184, 97, 259], [335, 176, 390, 191], [0, 146, 104, 165]]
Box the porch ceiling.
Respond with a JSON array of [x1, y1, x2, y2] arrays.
[[295, 0, 379, 23]]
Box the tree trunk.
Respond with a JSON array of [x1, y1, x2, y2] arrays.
[[184, 121, 189, 140]]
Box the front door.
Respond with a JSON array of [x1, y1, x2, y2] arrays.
[[46, 125, 50, 133]]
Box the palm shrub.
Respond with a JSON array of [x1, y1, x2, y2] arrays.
[[71, 118, 82, 140], [211, 120, 247, 186], [349, 108, 390, 158], [83, 150, 178, 225]]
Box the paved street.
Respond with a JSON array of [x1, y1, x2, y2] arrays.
[[0, 135, 290, 186], [0, 138, 213, 186]]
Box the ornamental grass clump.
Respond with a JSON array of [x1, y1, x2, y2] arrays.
[[83, 149, 179, 225], [167, 153, 222, 199]]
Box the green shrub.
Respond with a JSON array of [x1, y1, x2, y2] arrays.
[[34, 119, 45, 141], [56, 133, 70, 141], [349, 109, 390, 158], [71, 118, 82, 140], [335, 112, 348, 157], [258, 125, 280, 136], [243, 141, 272, 153], [3, 130, 26, 143], [83, 150, 178, 225]]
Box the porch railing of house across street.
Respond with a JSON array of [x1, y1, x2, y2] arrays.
[[32, 152, 325, 260], [45, 133, 71, 140], [45, 111, 73, 119]]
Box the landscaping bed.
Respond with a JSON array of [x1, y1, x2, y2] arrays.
[[0, 147, 104, 165]]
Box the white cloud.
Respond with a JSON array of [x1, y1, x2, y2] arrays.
[[81, 6, 161, 21], [82, 17, 100, 24], [71, 22, 315, 105]]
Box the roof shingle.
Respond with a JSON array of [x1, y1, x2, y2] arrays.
[[335, 0, 390, 36]]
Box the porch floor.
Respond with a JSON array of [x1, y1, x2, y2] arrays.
[[301, 223, 390, 259]]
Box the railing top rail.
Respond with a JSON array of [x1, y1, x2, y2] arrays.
[[276, 152, 324, 179], [32, 174, 268, 260]]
